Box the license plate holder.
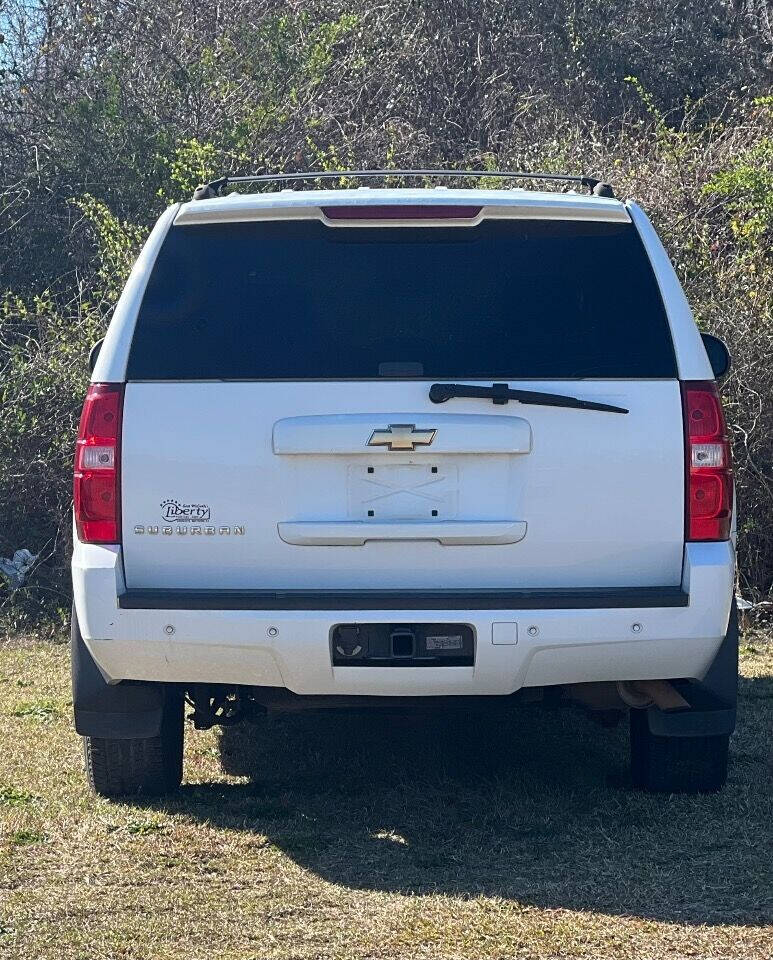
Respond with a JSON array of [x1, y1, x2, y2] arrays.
[[347, 464, 458, 521]]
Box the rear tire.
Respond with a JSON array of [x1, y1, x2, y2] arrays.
[[83, 689, 184, 797], [629, 708, 729, 793]]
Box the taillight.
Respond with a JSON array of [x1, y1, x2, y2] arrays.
[[681, 381, 732, 541], [321, 205, 482, 220], [74, 383, 123, 544]]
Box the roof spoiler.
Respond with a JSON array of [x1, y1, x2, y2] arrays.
[[192, 169, 616, 201]]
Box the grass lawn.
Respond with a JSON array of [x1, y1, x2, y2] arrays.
[[0, 627, 771, 959]]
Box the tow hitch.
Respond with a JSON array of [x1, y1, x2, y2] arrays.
[[187, 685, 266, 730], [331, 623, 475, 667]]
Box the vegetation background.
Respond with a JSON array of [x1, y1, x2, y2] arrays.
[[0, 0, 771, 625]]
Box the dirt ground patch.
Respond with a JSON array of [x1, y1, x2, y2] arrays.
[[0, 630, 771, 959]]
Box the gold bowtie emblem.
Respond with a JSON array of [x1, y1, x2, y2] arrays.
[[367, 423, 437, 451]]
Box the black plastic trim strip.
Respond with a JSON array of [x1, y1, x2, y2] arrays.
[[118, 587, 688, 611]]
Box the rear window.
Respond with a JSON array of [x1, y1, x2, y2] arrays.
[[127, 217, 677, 380]]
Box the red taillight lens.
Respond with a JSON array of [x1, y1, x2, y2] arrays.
[[681, 381, 732, 541], [74, 383, 123, 543]]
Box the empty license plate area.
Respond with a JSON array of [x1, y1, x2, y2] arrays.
[[331, 623, 475, 667], [348, 463, 458, 520]]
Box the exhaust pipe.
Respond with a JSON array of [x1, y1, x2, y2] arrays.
[[617, 680, 690, 712]]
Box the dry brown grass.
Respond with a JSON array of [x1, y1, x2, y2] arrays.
[[0, 629, 771, 959]]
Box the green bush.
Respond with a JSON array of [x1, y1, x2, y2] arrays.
[[1, 2, 771, 622]]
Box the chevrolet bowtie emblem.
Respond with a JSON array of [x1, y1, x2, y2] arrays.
[[367, 423, 437, 451]]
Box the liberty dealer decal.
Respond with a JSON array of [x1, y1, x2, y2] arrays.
[[132, 499, 245, 537], [160, 499, 211, 523]]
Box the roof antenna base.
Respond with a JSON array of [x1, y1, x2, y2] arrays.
[[592, 182, 615, 198]]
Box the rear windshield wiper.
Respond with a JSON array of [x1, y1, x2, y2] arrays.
[[429, 382, 628, 414]]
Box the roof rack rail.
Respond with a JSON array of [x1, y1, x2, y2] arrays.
[[192, 169, 615, 201]]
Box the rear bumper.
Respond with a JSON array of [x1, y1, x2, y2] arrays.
[[73, 542, 734, 697]]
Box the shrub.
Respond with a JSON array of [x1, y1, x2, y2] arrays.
[[1, 2, 771, 622]]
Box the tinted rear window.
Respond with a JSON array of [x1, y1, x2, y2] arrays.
[[127, 218, 677, 380]]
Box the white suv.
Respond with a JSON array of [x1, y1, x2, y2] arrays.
[[71, 171, 737, 797]]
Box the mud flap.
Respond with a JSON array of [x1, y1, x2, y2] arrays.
[[645, 600, 738, 738], [71, 606, 167, 739]]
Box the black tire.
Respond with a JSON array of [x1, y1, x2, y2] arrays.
[[630, 707, 729, 793], [83, 689, 184, 797]]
